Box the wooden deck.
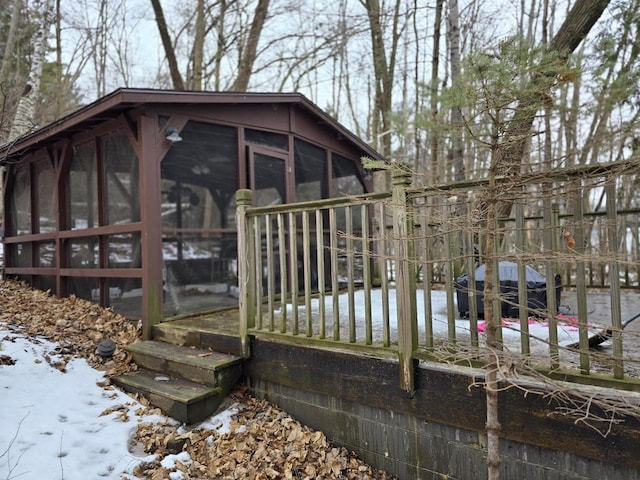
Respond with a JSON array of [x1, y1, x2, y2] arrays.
[[163, 307, 241, 335], [155, 287, 640, 387], [155, 308, 243, 355]]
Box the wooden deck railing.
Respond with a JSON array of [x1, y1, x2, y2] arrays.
[[236, 189, 399, 353], [238, 161, 640, 392]]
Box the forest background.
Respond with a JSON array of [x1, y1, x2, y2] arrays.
[[1, 0, 638, 186]]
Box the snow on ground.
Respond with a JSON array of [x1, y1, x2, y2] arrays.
[[287, 289, 587, 355], [0, 327, 237, 480]]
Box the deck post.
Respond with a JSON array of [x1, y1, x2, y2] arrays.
[[237, 189, 255, 358], [139, 115, 164, 341], [392, 169, 417, 392]]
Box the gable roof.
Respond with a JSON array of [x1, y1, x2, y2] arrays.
[[0, 88, 381, 164]]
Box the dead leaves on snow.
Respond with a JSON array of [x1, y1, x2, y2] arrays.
[[0, 354, 15, 365], [99, 403, 133, 422], [0, 279, 395, 480], [0, 279, 140, 375], [131, 389, 395, 480]]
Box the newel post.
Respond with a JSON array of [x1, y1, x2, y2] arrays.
[[392, 169, 417, 392], [236, 189, 255, 358]]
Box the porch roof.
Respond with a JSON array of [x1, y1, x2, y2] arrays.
[[0, 88, 382, 164]]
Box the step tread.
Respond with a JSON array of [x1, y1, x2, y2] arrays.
[[152, 322, 242, 356], [112, 369, 221, 404], [155, 317, 239, 335], [126, 341, 241, 370]]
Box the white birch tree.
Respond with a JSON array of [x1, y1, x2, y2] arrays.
[[9, 0, 54, 139]]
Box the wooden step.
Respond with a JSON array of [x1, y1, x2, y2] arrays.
[[111, 369, 226, 424], [153, 317, 241, 356], [125, 341, 242, 389]]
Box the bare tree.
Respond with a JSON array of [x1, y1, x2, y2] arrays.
[[447, 0, 464, 183], [230, 0, 270, 91], [191, 0, 205, 91], [0, 0, 28, 143], [0, 0, 23, 88], [9, 0, 54, 140], [359, 0, 404, 160], [149, 0, 272, 92], [493, 0, 611, 188], [428, 0, 443, 186], [150, 0, 185, 90]]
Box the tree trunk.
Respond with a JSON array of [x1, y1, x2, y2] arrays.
[[493, 0, 610, 219], [230, 0, 270, 92], [361, 0, 402, 159], [214, 0, 228, 91], [482, 105, 503, 480], [9, 0, 54, 140], [483, 234, 501, 480], [95, 0, 108, 97], [55, 0, 62, 117], [410, 0, 420, 174], [447, 0, 464, 183], [191, 0, 205, 91], [429, 0, 443, 186], [361, 0, 403, 196], [0, 0, 53, 232], [150, 0, 185, 90], [0, 0, 23, 86]]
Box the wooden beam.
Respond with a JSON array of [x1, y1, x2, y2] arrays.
[[139, 115, 164, 340]]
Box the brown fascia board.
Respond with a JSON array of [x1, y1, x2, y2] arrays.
[[0, 88, 383, 164]]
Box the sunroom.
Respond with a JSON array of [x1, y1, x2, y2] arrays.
[[0, 89, 380, 335]]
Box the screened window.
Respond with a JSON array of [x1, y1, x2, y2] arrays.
[[9, 166, 31, 235], [161, 121, 238, 230], [38, 276, 57, 295], [245, 128, 288, 150], [103, 133, 140, 225], [35, 159, 56, 233], [69, 143, 98, 230], [332, 153, 365, 232], [108, 278, 142, 319], [107, 234, 141, 268], [68, 238, 99, 268], [161, 182, 219, 230], [294, 139, 326, 202], [69, 277, 99, 302], [37, 242, 56, 267], [253, 152, 286, 206], [332, 153, 365, 196], [160, 121, 240, 317], [9, 243, 32, 267]]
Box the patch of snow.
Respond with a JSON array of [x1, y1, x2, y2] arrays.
[[161, 451, 192, 469], [197, 405, 239, 435], [281, 288, 588, 352], [0, 323, 253, 479]]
